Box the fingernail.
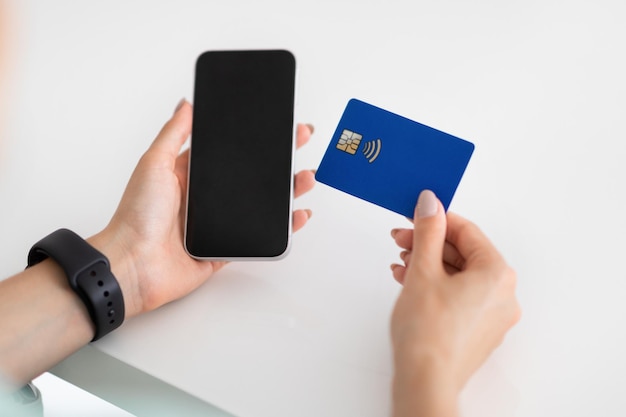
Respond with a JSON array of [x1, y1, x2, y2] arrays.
[[306, 123, 315, 134], [391, 228, 399, 238], [390, 263, 402, 271], [305, 209, 313, 219], [416, 189, 439, 218], [174, 98, 186, 114]]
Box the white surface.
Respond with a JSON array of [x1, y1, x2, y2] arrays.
[[2, 0, 626, 416], [34, 373, 133, 417]]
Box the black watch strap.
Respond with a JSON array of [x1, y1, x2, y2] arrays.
[[27, 229, 125, 341]]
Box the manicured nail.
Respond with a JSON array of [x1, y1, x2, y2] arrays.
[[417, 189, 439, 218], [306, 123, 315, 134], [174, 98, 186, 114]]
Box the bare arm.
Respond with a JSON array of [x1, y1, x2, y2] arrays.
[[0, 101, 316, 389], [0, 260, 93, 388]]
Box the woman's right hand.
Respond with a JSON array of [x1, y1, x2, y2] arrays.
[[389, 190, 521, 417]]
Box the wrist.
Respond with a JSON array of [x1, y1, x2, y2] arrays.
[[87, 228, 143, 318], [392, 349, 459, 417]]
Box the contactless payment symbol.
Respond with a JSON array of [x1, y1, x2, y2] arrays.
[[362, 139, 382, 163], [336, 129, 382, 163]]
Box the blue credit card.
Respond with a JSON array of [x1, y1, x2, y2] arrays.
[[315, 99, 474, 218]]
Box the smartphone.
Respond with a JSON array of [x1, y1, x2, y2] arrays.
[[184, 50, 297, 260]]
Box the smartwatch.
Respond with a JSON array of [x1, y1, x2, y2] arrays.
[[27, 229, 125, 341]]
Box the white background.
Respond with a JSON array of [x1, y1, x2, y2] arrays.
[[2, 0, 626, 416]]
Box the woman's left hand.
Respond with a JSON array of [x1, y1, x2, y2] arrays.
[[89, 100, 316, 318]]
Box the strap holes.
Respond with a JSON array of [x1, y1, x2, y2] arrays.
[[97, 280, 104, 287], [104, 291, 110, 297], [107, 301, 113, 307], [109, 319, 115, 325], [91, 270, 97, 277]]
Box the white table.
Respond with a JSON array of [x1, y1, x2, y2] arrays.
[[2, 1, 626, 416]]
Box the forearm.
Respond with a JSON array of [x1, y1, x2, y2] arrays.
[[392, 351, 459, 417], [0, 260, 94, 388], [0, 229, 142, 388]]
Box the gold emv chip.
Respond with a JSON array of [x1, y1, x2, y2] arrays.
[[336, 129, 362, 155]]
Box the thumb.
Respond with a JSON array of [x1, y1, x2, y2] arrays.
[[149, 99, 193, 160], [407, 189, 447, 279]]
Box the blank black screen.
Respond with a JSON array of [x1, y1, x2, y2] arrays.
[[186, 50, 296, 258]]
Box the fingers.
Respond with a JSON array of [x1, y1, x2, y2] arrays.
[[149, 99, 193, 162], [391, 261, 459, 285], [292, 124, 315, 231], [292, 209, 313, 233], [171, 121, 315, 235], [445, 212, 502, 268], [391, 264, 406, 284], [406, 190, 447, 279], [296, 123, 314, 149], [392, 228, 464, 268], [443, 242, 465, 271], [391, 208, 504, 284], [294, 169, 315, 198], [392, 203, 470, 284], [391, 242, 463, 285], [174, 124, 316, 197], [174, 149, 190, 183], [152, 107, 310, 164], [391, 228, 413, 249]]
